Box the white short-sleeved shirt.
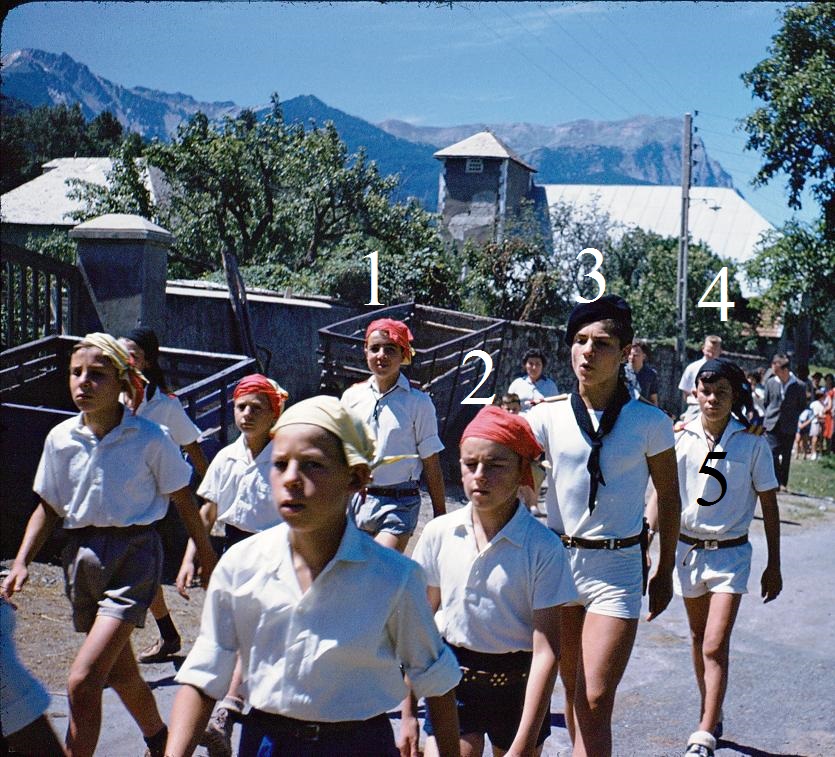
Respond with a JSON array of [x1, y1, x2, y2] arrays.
[[526, 398, 674, 539], [340, 373, 444, 486], [678, 357, 707, 406], [676, 415, 779, 539], [197, 436, 281, 534], [1, 600, 50, 737], [507, 375, 560, 413], [133, 389, 202, 447], [176, 519, 461, 721], [33, 411, 192, 528], [412, 503, 577, 654]]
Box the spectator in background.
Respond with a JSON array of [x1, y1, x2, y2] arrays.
[[500, 393, 522, 415], [809, 387, 826, 461], [507, 348, 560, 413], [678, 336, 723, 421], [747, 369, 766, 426], [822, 374, 835, 455], [763, 354, 807, 491], [626, 340, 659, 405]]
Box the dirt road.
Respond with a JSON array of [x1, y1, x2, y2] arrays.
[[4, 490, 833, 756]]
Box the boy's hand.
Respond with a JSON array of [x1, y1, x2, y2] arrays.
[[397, 714, 420, 757], [1, 562, 29, 602], [196, 546, 217, 587], [761, 564, 782, 603], [176, 558, 197, 598], [646, 569, 673, 621]]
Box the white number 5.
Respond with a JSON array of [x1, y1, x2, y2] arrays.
[[576, 248, 606, 303], [460, 350, 495, 405]]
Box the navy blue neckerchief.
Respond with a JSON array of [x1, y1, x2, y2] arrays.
[[570, 380, 631, 514]]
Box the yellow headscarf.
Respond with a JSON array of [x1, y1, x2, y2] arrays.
[[272, 395, 418, 470], [77, 332, 147, 409]]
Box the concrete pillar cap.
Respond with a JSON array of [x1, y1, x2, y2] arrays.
[[70, 214, 173, 244]]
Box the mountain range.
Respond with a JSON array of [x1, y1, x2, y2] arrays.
[[1, 48, 735, 207]]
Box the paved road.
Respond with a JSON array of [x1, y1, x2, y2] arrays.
[[44, 496, 835, 756]]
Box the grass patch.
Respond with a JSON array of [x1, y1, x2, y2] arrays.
[[789, 455, 835, 500]]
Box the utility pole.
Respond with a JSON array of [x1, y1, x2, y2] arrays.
[[675, 113, 693, 380]]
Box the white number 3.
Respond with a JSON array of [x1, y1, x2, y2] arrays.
[[576, 248, 606, 303]]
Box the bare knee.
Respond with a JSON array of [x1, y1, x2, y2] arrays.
[[67, 664, 106, 702], [701, 634, 730, 666]]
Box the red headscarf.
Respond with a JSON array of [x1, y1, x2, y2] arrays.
[[460, 405, 544, 488], [365, 318, 416, 365], [233, 374, 289, 418]]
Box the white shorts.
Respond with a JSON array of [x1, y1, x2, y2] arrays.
[[674, 539, 752, 598], [564, 544, 643, 619]]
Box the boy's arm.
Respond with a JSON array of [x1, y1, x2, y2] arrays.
[[646, 447, 681, 621], [164, 683, 216, 757], [422, 454, 446, 518], [759, 488, 782, 603], [398, 585, 442, 756], [170, 487, 217, 588], [424, 690, 460, 757], [1, 502, 60, 600], [177, 500, 218, 597], [183, 441, 209, 480], [506, 605, 561, 755]]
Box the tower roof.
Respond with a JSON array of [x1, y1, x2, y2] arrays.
[[433, 131, 536, 172]]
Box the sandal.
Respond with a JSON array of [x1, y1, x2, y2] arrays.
[[684, 730, 716, 757]]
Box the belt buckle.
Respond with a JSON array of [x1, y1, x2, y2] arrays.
[[298, 723, 320, 741], [605, 538, 616, 550], [704, 539, 719, 551]]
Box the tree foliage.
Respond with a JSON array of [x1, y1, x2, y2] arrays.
[[741, 3, 835, 237], [0, 103, 125, 194], [70, 96, 462, 305]]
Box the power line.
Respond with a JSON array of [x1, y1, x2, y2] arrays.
[[462, 4, 619, 121]]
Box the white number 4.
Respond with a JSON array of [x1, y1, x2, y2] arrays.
[[697, 266, 735, 322]]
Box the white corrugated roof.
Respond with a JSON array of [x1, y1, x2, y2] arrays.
[[434, 131, 536, 172], [543, 184, 773, 264], [0, 158, 168, 227]]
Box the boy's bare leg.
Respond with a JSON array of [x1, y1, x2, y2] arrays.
[[374, 531, 411, 553], [148, 585, 168, 620], [66, 616, 159, 757], [107, 637, 167, 736], [684, 592, 742, 734], [571, 612, 638, 757], [557, 605, 585, 745]]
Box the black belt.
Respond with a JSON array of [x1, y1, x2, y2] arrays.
[[246, 709, 384, 741], [68, 523, 156, 537], [679, 533, 748, 550], [559, 533, 642, 550], [365, 485, 419, 498]]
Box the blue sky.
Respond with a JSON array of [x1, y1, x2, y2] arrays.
[[1, 1, 819, 228]]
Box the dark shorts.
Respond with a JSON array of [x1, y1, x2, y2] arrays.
[[238, 710, 398, 756], [223, 523, 256, 553], [423, 644, 549, 751], [350, 485, 421, 537], [62, 525, 162, 632]]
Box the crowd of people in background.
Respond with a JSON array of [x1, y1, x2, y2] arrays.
[[2, 299, 827, 757]]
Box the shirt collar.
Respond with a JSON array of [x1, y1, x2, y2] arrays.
[[689, 414, 746, 447], [71, 406, 140, 441], [460, 501, 528, 548]]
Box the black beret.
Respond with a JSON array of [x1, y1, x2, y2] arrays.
[[564, 295, 633, 346], [123, 327, 160, 363]]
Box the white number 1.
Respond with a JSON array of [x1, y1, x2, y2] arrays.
[[576, 248, 606, 303], [697, 266, 735, 321], [365, 250, 381, 305]]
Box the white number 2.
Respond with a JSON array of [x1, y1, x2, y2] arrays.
[[460, 349, 495, 405], [575, 248, 606, 303], [365, 250, 381, 306], [697, 266, 735, 321]]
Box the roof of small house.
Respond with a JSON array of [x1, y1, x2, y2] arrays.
[[434, 130, 537, 172], [0, 157, 169, 227]]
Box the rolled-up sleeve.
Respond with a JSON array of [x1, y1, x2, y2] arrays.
[[388, 563, 460, 700], [414, 395, 444, 459], [175, 560, 239, 700]]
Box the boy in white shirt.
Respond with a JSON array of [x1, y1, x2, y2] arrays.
[[176, 373, 288, 756], [1, 333, 216, 757], [652, 358, 781, 757], [166, 396, 462, 757], [341, 318, 446, 552], [406, 405, 577, 756]]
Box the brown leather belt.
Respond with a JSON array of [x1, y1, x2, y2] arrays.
[[246, 709, 383, 740], [460, 666, 529, 687], [365, 485, 419, 499], [679, 533, 748, 550], [559, 533, 642, 550]]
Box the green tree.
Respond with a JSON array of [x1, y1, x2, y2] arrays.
[[741, 3, 835, 238], [746, 219, 835, 366], [70, 96, 462, 304]]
